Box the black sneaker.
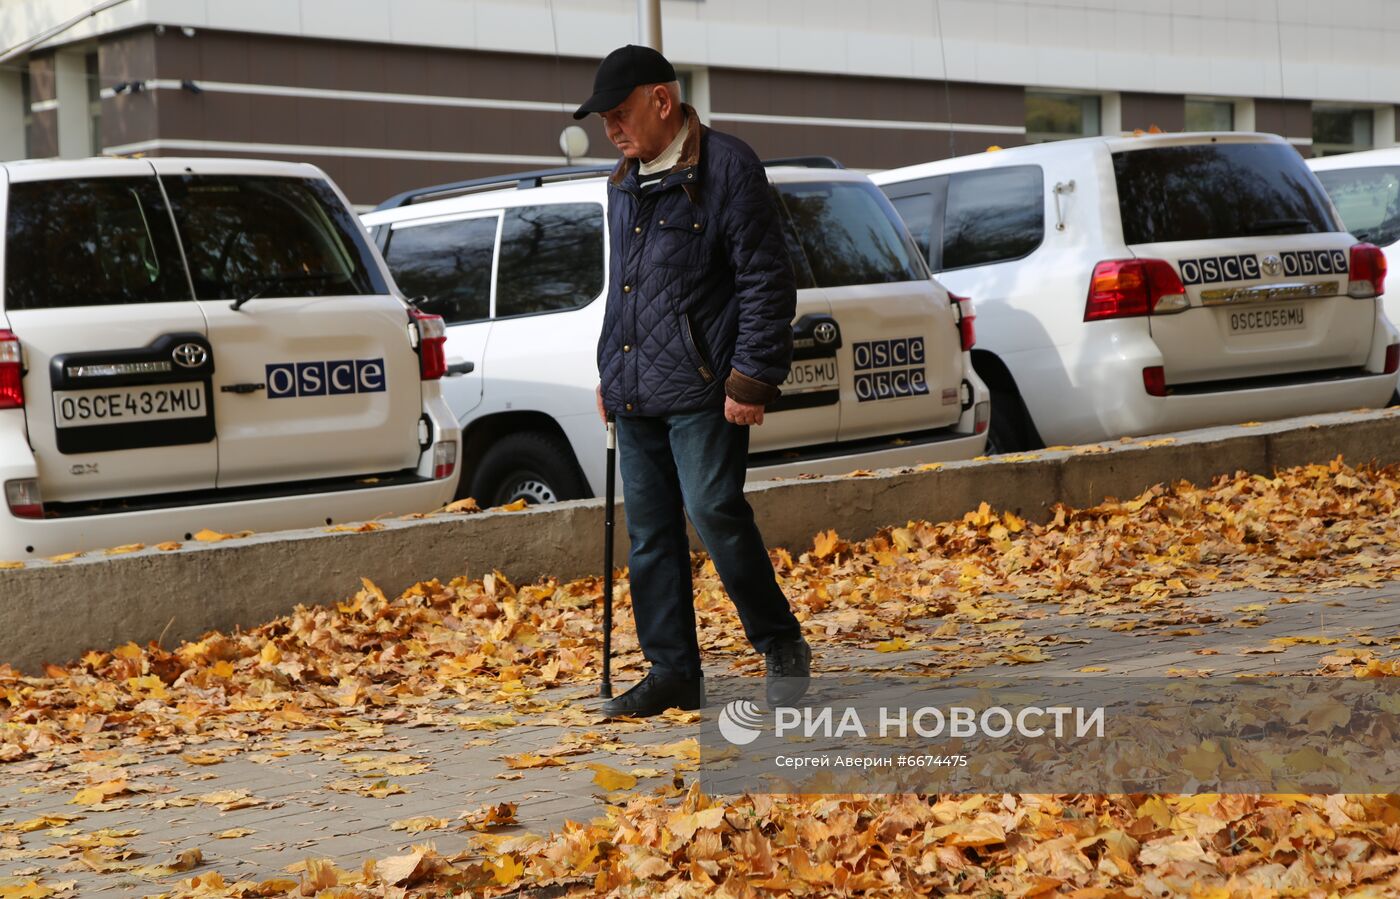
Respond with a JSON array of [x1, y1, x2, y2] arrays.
[[601, 672, 705, 718], [765, 636, 811, 707]]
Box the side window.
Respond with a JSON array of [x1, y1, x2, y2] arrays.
[[776, 181, 925, 288], [771, 187, 817, 290], [495, 203, 604, 317], [1310, 166, 1400, 247], [886, 176, 948, 272], [383, 216, 498, 324], [4, 177, 190, 311], [941, 166, 1044, 271]]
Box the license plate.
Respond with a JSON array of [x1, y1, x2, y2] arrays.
[[782, 358, 839, 394], [1227, 305, 1306, 335], [53, 383, 207, 428]]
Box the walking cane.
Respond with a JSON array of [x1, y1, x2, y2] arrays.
[[600, 413, 616, 699]]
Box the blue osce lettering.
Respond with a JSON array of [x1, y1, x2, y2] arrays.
[[266, 358, 387, 398]]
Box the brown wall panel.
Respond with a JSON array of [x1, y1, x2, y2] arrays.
[[710, 69, 1023, 130], [25, 56, 57, 158], [1121, 91, 1185, 133], [1254, 98, 1312, 139], [100, 31, 160, 149]]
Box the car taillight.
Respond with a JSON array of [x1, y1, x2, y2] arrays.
[[1348, 243, 1388, 299], [432, 440, 457, 480], [4, 479, 42, 520], [1385, 343, 1399, 375], [0, 331, 23, 409], [950, 293, 976, 350], [408, 309, 447, 380], [1084, 259, 1188, 321], [1142, 365, 1168, 397]]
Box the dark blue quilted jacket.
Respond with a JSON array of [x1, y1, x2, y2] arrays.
[[597, 106, 796, 417]]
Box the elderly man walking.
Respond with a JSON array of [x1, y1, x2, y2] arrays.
[[576, 45, 812, 717]]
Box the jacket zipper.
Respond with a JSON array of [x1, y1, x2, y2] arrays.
[[681, 313, 715, 383]]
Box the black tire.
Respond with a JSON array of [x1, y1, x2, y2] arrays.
[[466, 431, 587, 506], [984, 386, 1041, 455]]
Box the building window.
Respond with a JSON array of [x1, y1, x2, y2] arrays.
[[86, 53, 101, 155], [1313, 106, 1374, 157], [1026, 91, 1100, 143], [20, 69, 33, 159], [1185, 99, 1234, 132]]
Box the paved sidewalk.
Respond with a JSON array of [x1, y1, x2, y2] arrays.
[[1, 578, 1397, 896]]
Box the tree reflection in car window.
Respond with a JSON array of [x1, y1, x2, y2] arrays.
[[942, 166, 1044, 271], [4, 177, 190, 310], [384, 216, 497, 324], [162, 176, 380, 301], [775, 182, 924, 288], [496, 204, 604, 317], [1113, 143, 1338, 245], [1314, 166, 1400, 249]]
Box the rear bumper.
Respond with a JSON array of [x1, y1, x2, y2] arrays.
[[0, 475, 455, 559]]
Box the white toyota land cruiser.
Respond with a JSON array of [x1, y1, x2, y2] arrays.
[[362, 159, 989, 506], [0, 157, 461, 558]]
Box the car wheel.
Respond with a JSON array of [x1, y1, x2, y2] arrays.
[[467, 431, 587, 507], [985, 387, 1040, 455]]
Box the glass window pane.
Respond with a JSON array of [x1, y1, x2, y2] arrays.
[[1113, 143, 1338, 244], [4, 177, 191, 310], [1314, 107, 1375, 156], [384, 217, 496, 324], [775, 181, 924, 288], [1314, 166, 1400, 247], [162, 175, 383, 301], [942, 166, 1045, 270], [495, 203, 604, 318], [1026, 92, 1101, 143], [1185, 100, 1234, 132]]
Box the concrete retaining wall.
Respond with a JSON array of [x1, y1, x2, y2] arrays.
[[2, 408, 1397, 672]]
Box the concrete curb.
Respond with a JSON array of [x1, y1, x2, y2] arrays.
[[3, 408, 1398, 672]]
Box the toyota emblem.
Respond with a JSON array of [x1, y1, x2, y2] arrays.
[[1261, 254, 1282, 277], [172, 343, 208, 369], [813, 322, 838, 345]]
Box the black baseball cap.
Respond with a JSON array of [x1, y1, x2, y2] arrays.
[[573, 44, 676, 120]]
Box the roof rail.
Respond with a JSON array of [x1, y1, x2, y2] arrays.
[[375, 163, 614, 210], [761, 156, 844, 169]]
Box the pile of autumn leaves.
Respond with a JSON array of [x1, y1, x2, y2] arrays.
[[3, 457, 1400, 896]]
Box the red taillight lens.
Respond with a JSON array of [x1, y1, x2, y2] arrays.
[[4, 479, 42, 520], [0, 331, 23, 409], [432, 441, 457, 480], [1084, 259, 1188, 321], [408, 309, 447, 381], [950, 293, 976, 350], [1142, 365, 1168, 397], [1348, 243, 1388, 299], [1385, 343, 1399, 375]]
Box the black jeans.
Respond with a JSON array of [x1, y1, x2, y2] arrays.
[[616, 407, 802, 678]]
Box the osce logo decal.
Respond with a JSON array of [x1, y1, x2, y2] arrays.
[[852, 337, 927, 403], [266, 359, 387, 399], [1180, 250, 1349, 286]]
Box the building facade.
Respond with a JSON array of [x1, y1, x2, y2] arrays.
[[1, 0, 1398, 206]]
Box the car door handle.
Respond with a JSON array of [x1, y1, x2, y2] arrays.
[[445, 361, 475, 376], [220, 382, 266, 394]]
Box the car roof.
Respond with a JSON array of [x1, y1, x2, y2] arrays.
[[362, 163, 874, 227], [0, 155, 327, 183], [1306, 146, 1400, 171], [870, 131, 1289, 184]]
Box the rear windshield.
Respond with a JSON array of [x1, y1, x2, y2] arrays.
[[161, 175, 384, 301], [775, 181, 926, 288], [1113, 142, 1339, 245], [1313, 165, 1400, 248], [4, 177, 191, 311]]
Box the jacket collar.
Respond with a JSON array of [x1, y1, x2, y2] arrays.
[[609, 103, 704, 196]]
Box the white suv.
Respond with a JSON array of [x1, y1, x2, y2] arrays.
[[873, 132, 1400, 452], [1308, 147, 1400, 399], [0, 158, 461, 558], [362, 161, 989, 506]]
